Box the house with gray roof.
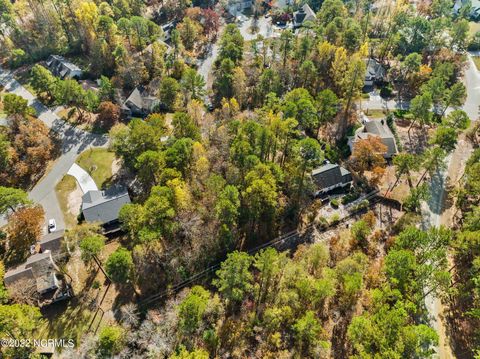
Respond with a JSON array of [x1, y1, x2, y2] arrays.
[[40, 230, 68, 258], [454, 0, 480, 19], [3, 251, 71, 306], [349, 118, 398, 158], [121, 86, 160, 117], [81, 187, 131, 230], [45, 55, 83, 79], [364, 58, 386, 90], [227, 0, 253, 17], [312, 163, 353, 195], [293, 4, 317, 28]]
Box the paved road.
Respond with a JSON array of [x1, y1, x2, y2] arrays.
[[197, 41, 220, 91], [421, 55, 479, 358], [362, 53, 480, 119], [360, 89, 409, 111], [197, 15, 279, 93], [0, 67, 108, 231]]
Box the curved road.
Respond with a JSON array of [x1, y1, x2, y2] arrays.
[[0, 67, 108, 230], [422, 55, 480, 359]]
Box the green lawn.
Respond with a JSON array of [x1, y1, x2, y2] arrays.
[[55, 175, 79, 228], [364, 108, 387, 119], [37, 299, 93, 347], [76, 148, 116, 189]]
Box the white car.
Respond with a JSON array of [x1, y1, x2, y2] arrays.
[[48, 219, 57, 233]]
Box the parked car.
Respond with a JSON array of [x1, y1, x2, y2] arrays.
[[48, 219, 57, 233]]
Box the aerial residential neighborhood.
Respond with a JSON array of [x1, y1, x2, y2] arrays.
[[0, 0, 480, 357]]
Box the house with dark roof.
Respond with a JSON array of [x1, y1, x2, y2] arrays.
[[3, 251, 71, 306], [45, 55, 83, 79], [293, 4, 317, 28], [349, 118, 398, 158], [312, 163, 353, 195], [227, 0, 253, 17], [81, 187, 131, 231], [454, 0, 480, 19], [40, 230, 68, 258], [364, 58, 387, 91], [121, 87, 160, 117]]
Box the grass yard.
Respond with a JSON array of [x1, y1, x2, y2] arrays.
[[38, 299, 94, 348], [55, 175, 80, 228], [473, 56, 480, 71], [76, 148, 116, 189], [37, 241, 123, 347], [364, 108, 387, 119]]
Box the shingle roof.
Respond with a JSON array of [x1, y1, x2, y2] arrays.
[[4, 251, 58, 293], [46, 55, 82, 78], [365, 58, 386, 81], [40, 230, 65, 255], [123, 87, 159, 114], [4, 266, 34, 287], [82, 187, 131, 225], [312, 163, 351, 190], [357, 119, 398, 156], [125, 87, 144, 109], [294, 4, 317, 25]]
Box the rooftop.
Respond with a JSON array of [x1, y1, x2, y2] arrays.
[[40, 229, 66, 256], [294, 4, 316, 25], [82, 186, 131, 225], [354, 118, 398, 157], [45, 55, 82, 78], [312, 163, 352, 190], [4, 251, 58, 293]]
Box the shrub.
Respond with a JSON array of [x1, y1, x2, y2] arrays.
[[97, 326, 124, 357], [342, 191, 360, 205], [330, 213, 340, 225], [105, 247, 134, 284], [380, 84, 393, 98]]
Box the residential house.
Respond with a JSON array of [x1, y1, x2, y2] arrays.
[[39, 230, 68, 259], [312, 163, 353, 196], [227, 0, 253, 17], [3, 251, 71, 306], [45, 55, 83, 79], [81, 186, 131, 232], [121, 86, 160, 117], [364, 58, 387, 91], [454, 0, 480, 18], [349, 118, 398, 158], [293, 4, 317, 28], [162, 22, 175, 41]]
